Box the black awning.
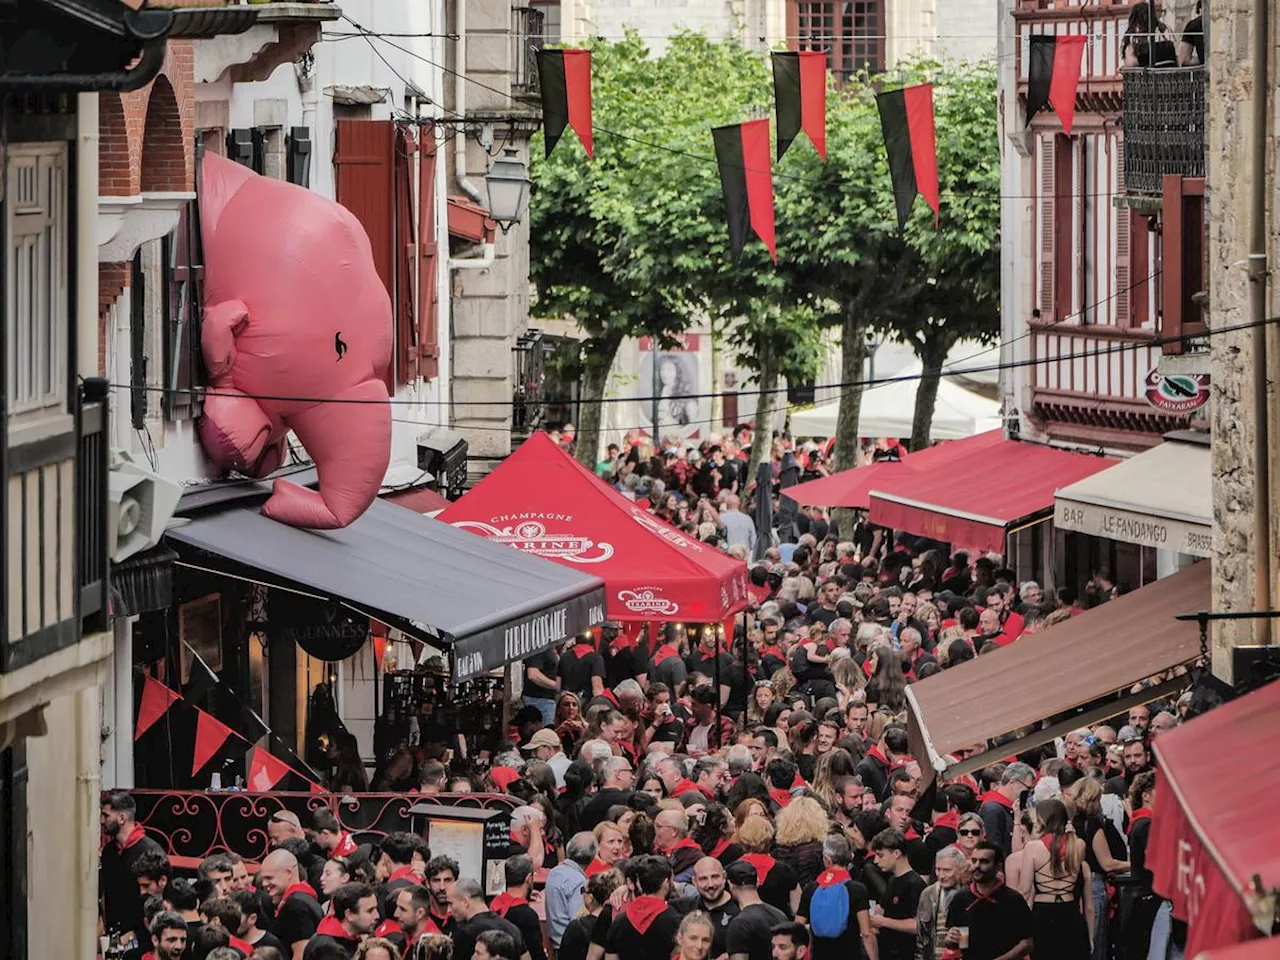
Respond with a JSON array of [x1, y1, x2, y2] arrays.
[[111, 544, 178, 617], [166, 493, 606, 683]]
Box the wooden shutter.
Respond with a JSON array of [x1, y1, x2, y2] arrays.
[[334, 120, 396, 302], [394, 128, 416, 384], [417, 131, 440, 381], [1161, 175, 1208, 355], [130, 251, 148, 428], [163, 202, 204, 420], [227, 128, 254, 168], [1115, 152, 1131, 327], [1039, 134, 1056, 318], [1055, 134, 1075, 321]]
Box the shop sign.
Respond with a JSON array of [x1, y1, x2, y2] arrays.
[[1054, 499, 1212, 557], [1144, 370, 1210, 414], [452, 515, 613, 563], [618, 587, 681, 616]]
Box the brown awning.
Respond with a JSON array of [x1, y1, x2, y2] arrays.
[[907, 561, 1211, 783]]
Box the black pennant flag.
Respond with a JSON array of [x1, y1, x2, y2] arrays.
[[537, 49, 593, 158], [876, 84, 940, 229], [1026, 35, 1086, 135], [771, 51, 827, 161], [711, 119, 777, 261]]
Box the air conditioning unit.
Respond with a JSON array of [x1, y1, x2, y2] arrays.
[[108, 456, 183, 563]]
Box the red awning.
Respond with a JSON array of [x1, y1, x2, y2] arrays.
[[382, 485, 451, 515], [1150, 679, 1280, 956], [784, 430, 1004, 509], [868, 436, 1117, 552], [1192, 939, 1279, 960], [439, 432, 750, 622]]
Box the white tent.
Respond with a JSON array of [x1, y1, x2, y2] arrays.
[[789, 361, 1002, 440]]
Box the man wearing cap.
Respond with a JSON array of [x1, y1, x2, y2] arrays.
[[523, 728, 571, 789]]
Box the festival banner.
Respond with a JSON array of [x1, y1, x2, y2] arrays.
[[711, 119, 777, 261], [537, 49, 593, 158], [135, 674, 182, 740], [772, 51, 827, 161], [1026, 35, 1086, 135], [876, 84, 940, 228]]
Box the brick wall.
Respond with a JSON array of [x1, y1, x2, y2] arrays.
[[98, 262, 132, 377], [100, 40, 196, 196]]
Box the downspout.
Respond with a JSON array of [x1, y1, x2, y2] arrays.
[[1250, 0, 1273, 642], [453, 0, 484, 205], [77, 92, 99, 381]]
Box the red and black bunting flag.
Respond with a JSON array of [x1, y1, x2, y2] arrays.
[[771, 51, 827, 161], [135, 674, 182, 741], [247, 747, 293, 793], [1026, 34, 1086, 135], [537, 49, 593, 159], [711, 119, 777, 262], [192, 708, 242, 777], [876, 84, 940, 229]]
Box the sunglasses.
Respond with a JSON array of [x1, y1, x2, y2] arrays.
[[957, 828, 982, 836]]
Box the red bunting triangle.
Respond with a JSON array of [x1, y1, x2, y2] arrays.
[[135, 675, 182, 741], [192, 709, 241, 777], [309, 780, 329, 795], [247, 747, 293, 792]]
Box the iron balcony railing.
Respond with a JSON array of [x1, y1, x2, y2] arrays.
[[512, 6, 545, 93], [1122, 66, 1207, 197]]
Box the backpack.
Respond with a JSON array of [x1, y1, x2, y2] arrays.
[[808, 881, 851, 938]]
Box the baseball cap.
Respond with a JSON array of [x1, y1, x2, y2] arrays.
[[521, 728, 562, 752]]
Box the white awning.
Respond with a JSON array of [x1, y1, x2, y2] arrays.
[[1054, 438, 1211, 557]]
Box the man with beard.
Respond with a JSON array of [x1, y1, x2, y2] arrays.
[[832, 777, 866, 828], [258, 849, 322, 960], [677, 857, 740, 957], [424, 855, 459, 936], [100, 791, 167, 955], [943, 841, 1032, 960], [303, 882, 379, 959], [148, 912, 189, 960], [391, 885, 442, 956], [1105, 737, 1152, 799]]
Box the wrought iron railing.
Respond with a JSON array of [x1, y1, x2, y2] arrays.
[[512, 6, 545, 93], [114, 790, 519, 864], [79, 379, 110, 635], [513, 331, 546, 433], [1122, 66, 1206, 196]]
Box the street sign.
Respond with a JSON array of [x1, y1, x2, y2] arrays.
[[1144, 369, 1210, 414]]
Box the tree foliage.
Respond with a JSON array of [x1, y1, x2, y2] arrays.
[[530, 35, 999, 468]]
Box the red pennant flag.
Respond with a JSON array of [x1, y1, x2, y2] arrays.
[[772, 51, 827, 161], [247, 747, 293, 792], [309, 780, 329, 795], [373, 635, 388, 672], [721, 616, 738, 650], [135, 675, 182, 741], [537, 49, 593, 159], [712, 119, 777, 262], [192, 709, 240, 777], [876, 83, 940, 229], [1027, 35, 1086, 135]]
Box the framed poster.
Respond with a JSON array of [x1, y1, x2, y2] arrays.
[[179, 593, 222, 684]]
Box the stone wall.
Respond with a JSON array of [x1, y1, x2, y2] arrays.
[[1207, 0, 1277, 676]]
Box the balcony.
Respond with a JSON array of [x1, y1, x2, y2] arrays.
[[512, 6, 545, 97], [3, 382, 109, 673], [193, 1, 340, 84], [1121, 66, 1206, 205]]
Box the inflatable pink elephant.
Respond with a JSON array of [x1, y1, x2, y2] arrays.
[[197, 152, 392, 529]]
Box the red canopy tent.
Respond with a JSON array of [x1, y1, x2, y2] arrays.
[[439, 432, 751, 623], [784, 430, 1005, 509], [1149, 678, 1280, 956]]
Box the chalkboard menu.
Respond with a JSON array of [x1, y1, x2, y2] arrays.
[[409, 803, 513, 897]]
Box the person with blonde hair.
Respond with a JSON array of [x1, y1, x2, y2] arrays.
[[773, 796, 829, 888], [354, 936, 404, 960], [735, 814, 801, 915], [1065, 778, 1128, 960], [674, 911, 715, 960], [587, 821, 628, 877]]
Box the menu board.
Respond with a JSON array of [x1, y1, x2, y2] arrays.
[[425, 818, 485, 886], [483, 817, 512, 895]]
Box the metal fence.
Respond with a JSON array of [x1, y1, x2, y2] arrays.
[[1122, 66, 1207, 196], [512, 6, 545, 93]]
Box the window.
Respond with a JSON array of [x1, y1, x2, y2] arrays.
[[530, 0, 560, 44], [794, 0, 885, 80], [6, 144, 67, 417]]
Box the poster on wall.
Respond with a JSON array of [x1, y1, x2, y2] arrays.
[[637, 334, 702, 444]]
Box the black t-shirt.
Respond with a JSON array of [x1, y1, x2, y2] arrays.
[[504, 903, 548, 960], [687, 649, 733, 684], [559, 647, 606, 698], [604, 902, 681, 960], [948, 884, 1034, 960], [798, 879, 871, 960], [677, 895, 740, 957], [454, 912, 527, 960], [759, 861, 800, 917], [796, 753, 818, 784], [878, 871, 926, 960], [559, 914, 597, 960], [590, 904, 614, 950], [99, 832, 167, 946], [247, 931, 285, 954], [580, 787, 635, 830], [302, 930, 359, 960], [651, 654, 688, 692], [805, 605, 839, 627], [271, 891, 323, 950], [524, 648, 560, 699], [604, 644, 645, 690], [725, 901, 788, 960]]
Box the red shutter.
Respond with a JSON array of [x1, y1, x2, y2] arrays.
[[334, 120, 397, 388], [1161, 175, 1208, 355], [417, 132, 440, 381], [1039, 134, 1056, 318], [394, 128, 416, 383]]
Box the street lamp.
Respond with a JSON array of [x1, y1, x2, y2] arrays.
[[485, 147, 531, 233]]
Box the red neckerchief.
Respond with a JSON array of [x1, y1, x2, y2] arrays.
[[672, 778, 701, 798], [230, 936, 254, 955], [375, 918, 403, 940], [964, 878, 1007, 906], [613, 635, 638, 652], [670, 837, 703, 855], [275, 882, 318, 917], [866, 745, 889, 767], [905, 826, 922, 841], [334, 832, 358, 857], [980, 789, 1014, 811], [428, 903, 452, 927], [620, 740, 639, 763], [586, 857, 612, 877], [791, 771, 806, 788], [863, 659, 874, 678], [388, 865, 418, 884], [1129, 808, 1153, 837], [315, 915, 353, 940], [572, 642, 596, 659], [740, 853, 776, 885], [624, 894, 670, 934], [491, 891, 529, 917], [115, 823, 148, 851], [696, 783, 717, 801], [709, 836, 732, 859], [934, 810, 961, 830], [600, 688, 621, 707], [816, 868, 851, 887], [769, 788, 793, 809], [761, 645, 784, 661], [653, 644, 679, 666]]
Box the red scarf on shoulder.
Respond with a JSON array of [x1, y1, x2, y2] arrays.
[[275, 882, 318, 917], [653, 644, 679, 666], [769, 788, 793, 809], [116, 824, 148, 851], [1129, 808, 1153, 837], [816, 868, 851, 887], [979, 789, 1014, 811], [740, 852, 776, 885], [572, 642, 596, 659], [624, 894, 669, 934], [491, 891, 529, 917]]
